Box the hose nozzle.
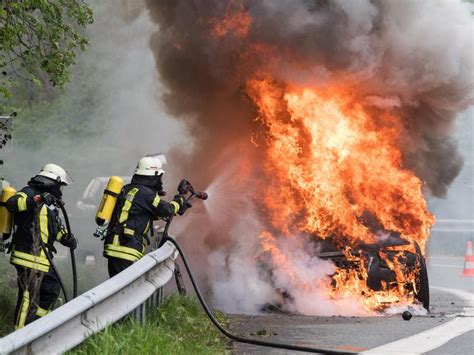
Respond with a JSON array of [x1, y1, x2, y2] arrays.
[[196, 192, 208, 200]]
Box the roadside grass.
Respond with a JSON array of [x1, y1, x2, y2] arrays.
[[69, 294, 230, 355]]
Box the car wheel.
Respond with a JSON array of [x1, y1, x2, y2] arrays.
[[414, 242, 430, 311]]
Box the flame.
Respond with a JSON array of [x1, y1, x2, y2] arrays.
[[247, 79, 434, 249], [246, 78, 434, 312], [210, 1, 251, 39]]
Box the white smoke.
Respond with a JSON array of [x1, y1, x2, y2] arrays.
[[209, 239, 275, 314]]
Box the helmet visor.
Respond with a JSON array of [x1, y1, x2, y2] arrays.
[[61, 169, 73, 185]]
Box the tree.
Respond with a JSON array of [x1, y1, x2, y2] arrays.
[[0, 0, 93, 101]]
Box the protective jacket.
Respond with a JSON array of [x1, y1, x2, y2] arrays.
[[6, 187, 66, 273], [103, 184, 180, 262]]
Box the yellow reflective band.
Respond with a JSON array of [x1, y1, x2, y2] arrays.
[[11, 257, 50, 273], [144, 221, 150, 235], [36, 306, 50, 317], [11, 250, 50, 266], [16, 291, 30, 329], [39, 205, 49, 244], [105, 244, 143, 259], [39, 248, 47, 259], [17, 192, 28, 212], [123, 228, 135, 236], [113, 234, 119, 246], [152, 195, 160, 207], [119, 188, 139, 223], [104, 249, 140, 262], [170, 201, 180, 214], [119, 201, 131, 222]]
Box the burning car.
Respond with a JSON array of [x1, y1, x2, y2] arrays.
[[317, 232, 429, 311], [259, 223, 430, 314]]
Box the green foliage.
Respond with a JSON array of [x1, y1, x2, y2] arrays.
[[11, 82, 101, 148], [70, 294, 230, 355], [0, 0, 93, 101]]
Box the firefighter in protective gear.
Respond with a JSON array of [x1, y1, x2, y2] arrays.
[[103, 156, 189, 277], [6, 164, 77, 329]]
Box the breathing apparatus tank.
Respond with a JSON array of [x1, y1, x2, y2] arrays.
[[95, 176, 123, 226], [0, 186, 16, 238]]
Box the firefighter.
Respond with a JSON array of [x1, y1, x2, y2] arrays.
[[6, 164, 77, 329], [103, 156, 189, 277]]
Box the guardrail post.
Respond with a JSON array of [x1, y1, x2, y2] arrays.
[[158, 287, 163, 304], [132, 303, 146, 325], [131, 287, 165, 324]]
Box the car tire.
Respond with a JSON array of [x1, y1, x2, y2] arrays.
[[414, 243, 430, 311]]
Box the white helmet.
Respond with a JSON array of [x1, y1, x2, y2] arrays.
[[37, 163, 73, 185], [134, 156, 166, 176]]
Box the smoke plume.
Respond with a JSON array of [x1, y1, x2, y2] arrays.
[[143, 0, 474, 313]]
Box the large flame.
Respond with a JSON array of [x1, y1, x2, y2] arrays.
[[245, 78, 435, 312], [247, 79, 434, 249]]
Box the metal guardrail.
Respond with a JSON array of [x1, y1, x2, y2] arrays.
[[431, 219, 474, 233], [0, 241, 177, 354]]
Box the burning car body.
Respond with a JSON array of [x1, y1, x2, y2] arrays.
[[258, 226, 430, 313], [260, 232, 429, 313], [311, 231, 428, 310]]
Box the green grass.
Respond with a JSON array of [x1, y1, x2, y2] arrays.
[[69, 294, 229, 355]]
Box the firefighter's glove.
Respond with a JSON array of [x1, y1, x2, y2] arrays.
[[60, 233, 77, 250], [40, 192, 55, 206], [173, 194, 191, 215]]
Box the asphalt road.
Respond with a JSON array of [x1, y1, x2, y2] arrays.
[[229, 255, 474, 354]]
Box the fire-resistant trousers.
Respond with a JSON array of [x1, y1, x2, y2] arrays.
[[107, 257, 133, 278], [14, 266, 61, 329]]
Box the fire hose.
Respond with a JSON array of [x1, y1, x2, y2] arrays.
[[56, 199, 78, 299], [158, 186, 354, 355]]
